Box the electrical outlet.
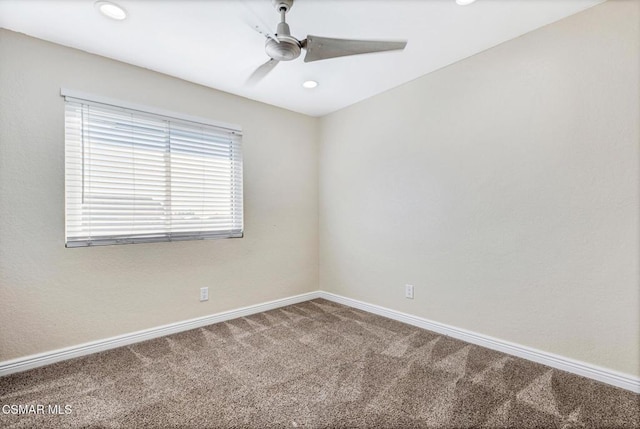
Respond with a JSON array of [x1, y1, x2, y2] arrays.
[[200, 287, 209, 302], [405, 284, 414, 299]]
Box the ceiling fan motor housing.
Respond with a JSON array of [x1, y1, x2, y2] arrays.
[[264, 0, 300, 61], [265, 35, 301, 61]]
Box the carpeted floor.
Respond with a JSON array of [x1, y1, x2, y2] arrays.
[[1, 299, 638, 428]]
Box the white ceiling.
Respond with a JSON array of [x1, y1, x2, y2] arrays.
[[0, 0, 604, 117]]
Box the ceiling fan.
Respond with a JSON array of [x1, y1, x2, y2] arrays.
[[247, 0, 408, 85]]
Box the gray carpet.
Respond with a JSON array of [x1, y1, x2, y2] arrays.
[[1, 298, 638, 428]]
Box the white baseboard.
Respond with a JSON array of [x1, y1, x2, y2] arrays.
[[0, 291, 320, 377], [318, 291, 640, 393], [1, 289, 638, 394]]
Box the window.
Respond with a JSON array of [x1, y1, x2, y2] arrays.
[[63, 90, 243, 247]]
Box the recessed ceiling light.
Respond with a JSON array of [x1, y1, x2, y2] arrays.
[[302, 80, 318, 89], [456, 0, 477, 5], [95, 1, 127, 20]]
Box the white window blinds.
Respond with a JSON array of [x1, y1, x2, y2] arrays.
[[64, 93, 243, 247]]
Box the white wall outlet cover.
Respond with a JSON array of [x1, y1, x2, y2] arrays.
[[200, 287, 209, 302], [405, 284, 414, 299]]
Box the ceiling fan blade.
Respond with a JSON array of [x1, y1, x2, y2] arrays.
[[241, 0, 279, 43], [246, 59, 279, 86], [303, 35, 407, 63], [250, 23, 280, 44]]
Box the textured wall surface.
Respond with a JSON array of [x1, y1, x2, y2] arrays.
[[319, 0, 639, 376], [0, 30, 319, 361]]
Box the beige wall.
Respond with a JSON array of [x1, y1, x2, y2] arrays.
[[0, 30, 319, 361], [319, 0, 639, 376]]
